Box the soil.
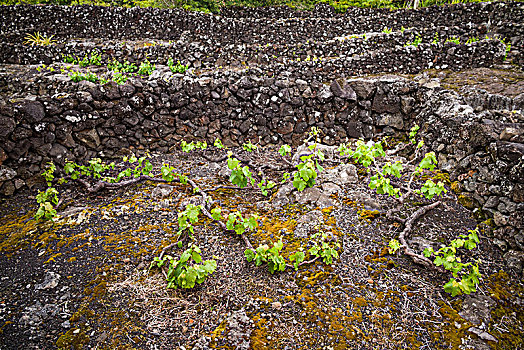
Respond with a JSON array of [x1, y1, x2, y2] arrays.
[[0, 144, 523, 350]]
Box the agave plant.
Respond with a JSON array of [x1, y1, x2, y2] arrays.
[[24, 32, 56, 46]]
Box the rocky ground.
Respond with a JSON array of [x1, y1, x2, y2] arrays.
[[0, 141, 523, 350]]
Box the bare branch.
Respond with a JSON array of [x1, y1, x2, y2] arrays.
[[398, 201, 445, 271]]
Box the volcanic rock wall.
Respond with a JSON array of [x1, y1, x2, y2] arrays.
[[0, 2, 523, 66], [1, 2, 523, 44]]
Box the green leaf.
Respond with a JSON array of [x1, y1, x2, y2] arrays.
[[211, 207, 222, 221], [443, 279, 462, 297], [299, 168, 310, 181], [226, 213, 237, 230], [388, 239, 401, 254], [179, 250, 191, 264], [244, 249, 255, 262], [192, 251, 202, 264], [227, 157, 240, 170], [279, 144, 292, 157], [434, 256, 445, 266], [423, 247, 434, 257]]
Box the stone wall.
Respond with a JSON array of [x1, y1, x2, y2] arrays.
[[0, 2, 523, 65], [1, 2, 522, 43], [0, 30, 506, 70]]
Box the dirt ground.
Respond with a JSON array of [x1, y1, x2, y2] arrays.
[[0, 141, 523, 350]]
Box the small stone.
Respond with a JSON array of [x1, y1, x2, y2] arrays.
[[0, 165, 16, 182], [151, 184, 174, 200], [479, 332, 498, 342], [271, 301, 282, 310], [35, 272, 60, 290], [493, 211, 508, 226], [499, 127, 520, 141]]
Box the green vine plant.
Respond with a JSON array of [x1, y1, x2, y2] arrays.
[[307, 225, 340, 265], [167, 57, 189, 73], [244, 223, 341, 274], [227, 152, 255, 188], [213, 138, 225, 149], [150, 243, 217, 289], [34, 154, 189, 222], [177, 204, 201, 237], [63, 50, 102, 67], [79, 50, 102, 67], [35, 187, 59, 221], [278, 144, 292, 157], [245, 239, 286, 274], [137, 57, 156, 75], [339, 125, 481, 296], [445, 36, 461, 45], [404, 34, 422, 47], [292, 127, 325, 192], [181, 140, 207, 153], [431, 32, 439, 45], [423, 228, 481, 296], [242, 140, 258, 153], [35, 162, 59, 221], [107, 58, 138, 73]]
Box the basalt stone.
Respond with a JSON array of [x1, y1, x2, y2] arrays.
[[45, 102, 62, 116], [318, 86, 333, 101], [0, 165, 16, 182], [401, 96, 415, 114], [12, 126, 32, 141], [346, 121, 364, 138], [102, 82, 121, 100], [76, 129, 100, 149], [227, 96, 240, 107], [22, 101, 45, 123], [330, 80, 357, 101], [372, 87, 400, 114], [78, 103, 93, 113], [0, 147, 7, 166], [77, 91, 93, 104], [377, 113, 404, 130], [1, 181, 15, 196], [119, 84, 136, 97], [349, 80, 376, 99], [129, 94, 145, 109], [513, 184, 524, 203], [497, 141, 524, 162], [0, 116, 16, 137], [49, 143, 69, 161]]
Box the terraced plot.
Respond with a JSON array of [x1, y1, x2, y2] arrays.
[[0, 2, 523, 350]]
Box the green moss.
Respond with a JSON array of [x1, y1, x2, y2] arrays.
[[450, 181, 462, 194], [56, 328, 89, 350], [357, 209, 380, 221], [458, 194, 477, 209]]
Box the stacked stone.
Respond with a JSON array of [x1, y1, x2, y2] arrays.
[[0, 2, 522, 65]]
